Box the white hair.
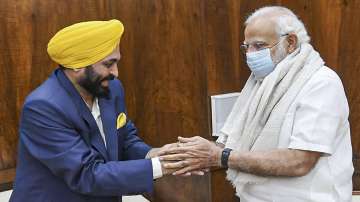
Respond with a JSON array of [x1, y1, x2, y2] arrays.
[[245, 6, 310, 46]]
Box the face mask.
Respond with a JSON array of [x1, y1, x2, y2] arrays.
[[246, 48, 275, 80]]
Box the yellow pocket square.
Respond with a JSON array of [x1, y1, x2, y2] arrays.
[[116, 113, 127, 129]]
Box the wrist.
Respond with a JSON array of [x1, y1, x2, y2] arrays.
[[146, 148, 158, 159], [220, 148, 232, 168], [159, 159, 168, 175], [212, 146, 223, 167]]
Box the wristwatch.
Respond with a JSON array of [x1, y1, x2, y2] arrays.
[[221, 148, 232, 168]]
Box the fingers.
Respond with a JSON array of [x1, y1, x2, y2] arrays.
[[164, 143, 179, 149], [158, 140, 207, 156], [159, 147, 207, 160], [159, 153, 191, 161], [178, 141, 199, 147], [157, 147, 183, 156], [179, 170, 207, 177], [162, 160, 188, 169], [179, 172, 192, 177], [178, 167, 211, 177], [159, 147, 188, 155], [173, 165, 199, 176], [178, 136, 200, 143], [191, 170, 205, 176], [178, 170, 207, 177]]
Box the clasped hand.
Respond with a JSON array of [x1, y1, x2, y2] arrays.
[[157, 136, 222, 176]]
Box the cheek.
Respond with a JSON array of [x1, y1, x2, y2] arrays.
[[272, 44, 288, 64], [95, 71, 108, 81], [270, 49, 277, 60]]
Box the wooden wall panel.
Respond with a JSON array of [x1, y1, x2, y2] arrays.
[[110, 0, 209, 145], [204, 0, 246, 94], [203, 1, 245, 200], [309, 0, 342, 70], [337, 0, 360, 189], [1, 0, 360, 201], [0, 0, 33, 186], [30, 0, 111, 87], [110, 1, 211, 200]]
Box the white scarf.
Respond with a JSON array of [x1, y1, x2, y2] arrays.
[[220, 43, 324, 193]]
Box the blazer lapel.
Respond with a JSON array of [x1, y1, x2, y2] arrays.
[[99, 98, 118, 161], [55, 68, 109, 161]]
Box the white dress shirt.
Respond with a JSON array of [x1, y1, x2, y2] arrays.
[[218, 66, 353, 202], [89, 98, 162, 179]]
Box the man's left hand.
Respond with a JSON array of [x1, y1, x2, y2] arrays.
[[158, 136, 222, 175]]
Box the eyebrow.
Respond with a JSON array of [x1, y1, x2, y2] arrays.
[[102, 58, 118, 64], [243, 40, 267, 45], [244, 36, 268, 44]]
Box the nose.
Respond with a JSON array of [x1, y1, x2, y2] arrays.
[[109, 63, 118, 77]]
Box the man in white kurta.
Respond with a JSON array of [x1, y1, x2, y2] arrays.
[[235, 66, 353, 201], [159, 6, 353, 202]]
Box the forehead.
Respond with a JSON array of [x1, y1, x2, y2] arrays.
[[244, 18, 278, 43]]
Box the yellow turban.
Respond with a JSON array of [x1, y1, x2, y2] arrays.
[[47, 19, 124, 69]]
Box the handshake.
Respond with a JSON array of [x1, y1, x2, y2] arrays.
[[147, 136, 224, 177]]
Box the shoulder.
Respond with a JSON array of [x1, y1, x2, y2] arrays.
[[297, 66, 349, 117], [23, 75, 74, 122], [308, 66, 344, 88], [25, 75, 63, 106], [301, 66, 346, 98]]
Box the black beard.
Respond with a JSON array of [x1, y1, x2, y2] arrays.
[[78, 66, 115, 99]]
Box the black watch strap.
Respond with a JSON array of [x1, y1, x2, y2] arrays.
[[221, 148, 232, 168]]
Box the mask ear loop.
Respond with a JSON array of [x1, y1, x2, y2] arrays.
[[269, 33, 289, 51]]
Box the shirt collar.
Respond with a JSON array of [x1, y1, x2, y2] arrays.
[[91, 98, 101, 118]]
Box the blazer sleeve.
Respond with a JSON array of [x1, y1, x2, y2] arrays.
[[113, 79, 152, 160], [20, 99, 154, 196], [122, 120, 152, 160]]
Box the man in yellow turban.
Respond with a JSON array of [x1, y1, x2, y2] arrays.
[[10, 19, 186, 202]]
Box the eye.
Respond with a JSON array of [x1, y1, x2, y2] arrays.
[[253, 42, 267, 50], [104, 62, 114, 68]]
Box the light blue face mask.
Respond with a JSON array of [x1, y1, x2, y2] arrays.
[[246, 48, 275, 80]]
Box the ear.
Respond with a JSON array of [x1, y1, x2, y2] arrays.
[[286, 33, 298, 53], [63, 66, 86, 79]]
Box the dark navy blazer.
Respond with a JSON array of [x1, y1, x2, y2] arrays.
[[10, 68, 153, 202]]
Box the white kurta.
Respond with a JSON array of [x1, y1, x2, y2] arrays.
[[219, 66, 353, 202]]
